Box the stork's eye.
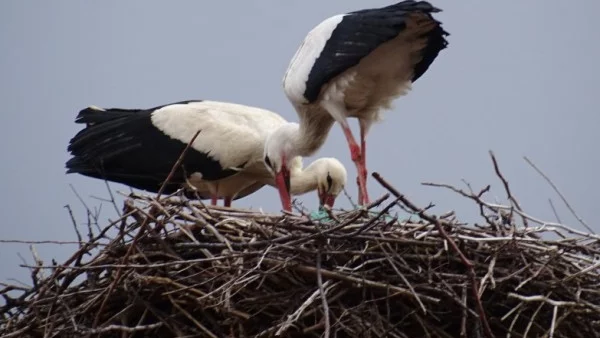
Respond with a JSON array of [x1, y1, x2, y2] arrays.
[[264, 156, 272, 168], [326, 172, 333, 192]]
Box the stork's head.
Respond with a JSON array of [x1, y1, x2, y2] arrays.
[[298, 157, 347, 208], [263, 122, 302, 212]]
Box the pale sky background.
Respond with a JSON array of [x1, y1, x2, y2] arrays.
[[0, 1, 598, 290]]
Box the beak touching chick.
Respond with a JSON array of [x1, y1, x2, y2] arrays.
[[263, 152, 347, 212]]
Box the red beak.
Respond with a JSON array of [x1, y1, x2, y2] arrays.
[[275, 165, 292, 212], [319, 191, 336, 208], [324, 194, 336, 208]]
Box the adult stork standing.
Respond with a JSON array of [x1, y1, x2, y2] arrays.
[[66, 100, 348, 211], [281, 0, 449, 205]]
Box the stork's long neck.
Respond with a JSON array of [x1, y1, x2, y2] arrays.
[[289, 163, 319, 196], [295, 104, 335, 156]]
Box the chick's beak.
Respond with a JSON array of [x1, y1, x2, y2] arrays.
[[275, 165, 291, 212], [319, 190, 336, 208]]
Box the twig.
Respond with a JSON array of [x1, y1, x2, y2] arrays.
[[524, 156, 594, 234], [343, 187, 358, 209], [489, 151, 528, 228], [562, 259, 600, 283], [0, 240, 93, 245], [64, 205, 83, 246], [381, 243, 427, 314], [76, 322, 162, 335], [274, 281, 332, 336], [549, 305, 558, 338], [507, 293, 583, 308], [337, 196, 398, 238], [157, 129, 202, 200], [460, 283, 467, 338], [523, 293, 548, 337], [169, 295, 219, 338], [548, 199, 562, 224], [478, 254, 496, 296], [316, 249, 330, 338], [103, 179, 122, 217]]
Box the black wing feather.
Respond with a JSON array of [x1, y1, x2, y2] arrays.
[[66, 100, 240, 194], [304, 0, 449, 102]]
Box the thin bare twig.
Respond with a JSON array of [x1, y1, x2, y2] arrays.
[[77, 322, 162, 335], [316, 249, 330, 338], [548, 199, 562, 224], [524, 156, 594, 234], [489, 151, 528, 228]]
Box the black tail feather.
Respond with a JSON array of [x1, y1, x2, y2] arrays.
[[66, 104, 187, 194], [65, 100, 233, 195]]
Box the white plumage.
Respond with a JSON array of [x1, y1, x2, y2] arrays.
[[187, 156, 347, 209], [66, 100, 348, 211], [279, 0, 449, 205], [150, 101, 284, 170], [283, 14, 345, 105]]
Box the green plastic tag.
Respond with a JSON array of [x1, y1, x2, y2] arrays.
[[309, 208, 332, 222]]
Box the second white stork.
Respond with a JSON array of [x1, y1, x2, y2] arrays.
[[281, 0, 449, 205], [66, 100, 348, 211]]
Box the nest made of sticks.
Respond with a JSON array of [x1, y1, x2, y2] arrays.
[[2, 169, 600, 338]]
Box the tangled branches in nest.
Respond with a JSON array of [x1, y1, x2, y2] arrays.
[[2, 167, 600, 337]]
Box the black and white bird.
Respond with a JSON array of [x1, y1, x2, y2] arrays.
[[66, 100, 348, 211], [279, 0, 449, 205]]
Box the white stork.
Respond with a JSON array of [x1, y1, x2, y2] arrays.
[[66, 100, 348, 211], [280, 0, 449, 205]]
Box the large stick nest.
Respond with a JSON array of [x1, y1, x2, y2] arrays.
[[1, 171, 600, 338]]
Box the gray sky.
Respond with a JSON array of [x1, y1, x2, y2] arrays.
[[1, 1, 598, 287]]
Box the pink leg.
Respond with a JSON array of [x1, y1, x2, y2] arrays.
[[356, 176, 363, 206], [359, 123, 370, 204], [210, 195, 218, 206], [340, 123, 369, 205]]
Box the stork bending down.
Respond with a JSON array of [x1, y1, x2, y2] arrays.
[[183, 156, 346, 208], [66, 100, 347, 211], [281, 0, 449, 205]]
